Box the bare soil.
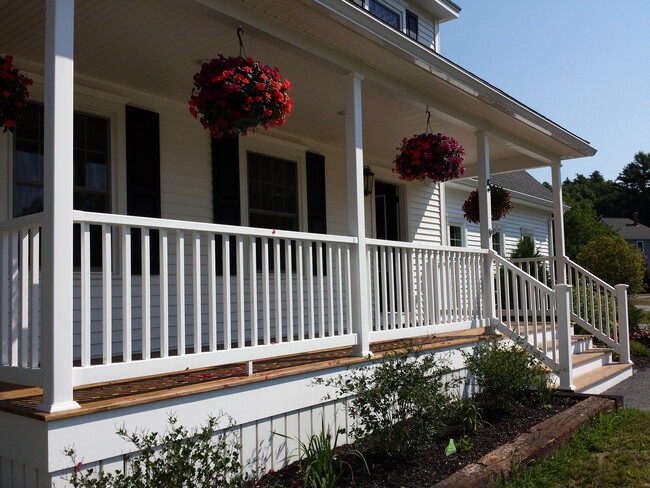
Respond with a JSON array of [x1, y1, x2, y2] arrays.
[[248, 394, 582, 488]]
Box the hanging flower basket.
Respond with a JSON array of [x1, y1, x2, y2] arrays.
[[1, 55, 33, 133], [392, 132, 465, 183], [189, 55, 292, 139], [462, 185, 513, 224]]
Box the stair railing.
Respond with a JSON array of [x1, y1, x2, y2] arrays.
[[511, 257, 631, 365], [492, 252, 574, 389]]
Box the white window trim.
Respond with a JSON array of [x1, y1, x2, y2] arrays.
[[238, 134, 309, 231], [447, 216, 466, 247]]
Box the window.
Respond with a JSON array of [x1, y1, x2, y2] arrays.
[[14, 102, 111, 268], [637, 241, 645, 252], [406, 10, 418, 40], [13, 102, 111, 216], [247, 152, 299, 231], [492, 231, 503, 255], [368, 0, 400, 29], [13, 102, 45, 217], [449, 224, 463, 247]]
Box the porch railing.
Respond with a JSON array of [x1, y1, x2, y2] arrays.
[[71, 211, 362, 386], [366, 239, 486, 341], [511, 257, 630, 363], [0, 213, 43, 387]]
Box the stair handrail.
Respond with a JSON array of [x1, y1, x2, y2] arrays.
[[493, 252, 575, 389], [564, 258, 631, 363]]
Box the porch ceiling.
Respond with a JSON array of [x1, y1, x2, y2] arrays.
[[0, 0, 593, 176]]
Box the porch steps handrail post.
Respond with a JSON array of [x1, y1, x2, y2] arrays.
[[615, 284, 632, 364], [555, 283, 575, 390], [38, 0, 80, 412], [345, 72, 372, 357]]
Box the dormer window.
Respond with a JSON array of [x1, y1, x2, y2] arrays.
[[368, 0, 400, 29]]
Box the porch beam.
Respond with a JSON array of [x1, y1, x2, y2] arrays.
[[551, 162, 568, 283], [345, 73, 372, 357], [38, 0, 80, 413], [476, 131, 495, 321]]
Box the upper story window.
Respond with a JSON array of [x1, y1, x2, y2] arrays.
[[406, 10, 418, 40], [368, 0, 400, 29], [637, 241, 645, 252], [368, 0, 402, 30]]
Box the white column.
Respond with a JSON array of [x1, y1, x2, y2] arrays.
[[551, 163, 568, 284], [345, 73, 371, 357], [476, 131, 495, 322], [37, 0, 80, 412]]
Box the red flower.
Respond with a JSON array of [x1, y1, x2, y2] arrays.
[[0, 54, 32, 133], [462, 185, 513, 224], [75, 462, 82, 472], [393, 132, 465, 183], [189, 55, 292, 139]]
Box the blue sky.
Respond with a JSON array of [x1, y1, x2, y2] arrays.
[[442, 1, 650, 185]]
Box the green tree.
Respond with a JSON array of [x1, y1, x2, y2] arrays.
[[562, 199, 615, 260], [616, 151, 650, 225], [575, 235, 646, 294]]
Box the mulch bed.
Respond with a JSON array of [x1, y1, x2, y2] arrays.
[[248, 394, 582, 488]]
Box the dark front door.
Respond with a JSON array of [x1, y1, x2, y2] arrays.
[[375, 181, 400, 240]]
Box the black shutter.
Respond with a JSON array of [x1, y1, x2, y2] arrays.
[[306, 152, 327, 234], [125, 105, 161, 274], [212, 137, 240, 275], [212, 137, 240, 225]]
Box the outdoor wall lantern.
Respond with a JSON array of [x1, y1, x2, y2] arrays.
[[364, 166, 375, 196]]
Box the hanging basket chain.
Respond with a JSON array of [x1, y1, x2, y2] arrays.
[[237, 27, 247, 59]]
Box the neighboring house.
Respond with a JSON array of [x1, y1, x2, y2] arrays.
[[445, 170, 557, 257], [602, 213, 650, 269], [0, 1, 632, 485]]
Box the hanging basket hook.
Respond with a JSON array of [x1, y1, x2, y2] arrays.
[[425, 109, 432, 134], [237, 26, 247, 58]]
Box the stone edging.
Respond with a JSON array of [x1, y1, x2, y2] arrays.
[[432, 395, 618, 488]]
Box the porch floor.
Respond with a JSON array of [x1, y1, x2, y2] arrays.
[[0, 328, 494, 422]]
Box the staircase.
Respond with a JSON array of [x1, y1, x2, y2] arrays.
[[493, 253, 633, 393]]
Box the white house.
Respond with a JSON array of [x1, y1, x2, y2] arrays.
[[0, 0, 633, 485]]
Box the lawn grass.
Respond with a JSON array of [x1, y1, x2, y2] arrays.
[[496, 408, 650, 488]]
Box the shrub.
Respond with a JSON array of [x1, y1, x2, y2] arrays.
[[629, 340, 650, 357], [576, 235, 646, 294], [65, 414, 247, 488], [462, 339, 550, 410], [317, 342, 456, 455], [630, 330, 650, 349], [628, 302, 644, 331]]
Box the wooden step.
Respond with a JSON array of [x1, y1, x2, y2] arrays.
[[572, 348, 611, 367], [573, 362, 634, 394]]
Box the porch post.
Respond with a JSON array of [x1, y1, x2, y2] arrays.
[[476, 131, 495, 323], [37, 0, 80, 412], [345, 73, 372, 357], [551, 162, 568, 284]]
